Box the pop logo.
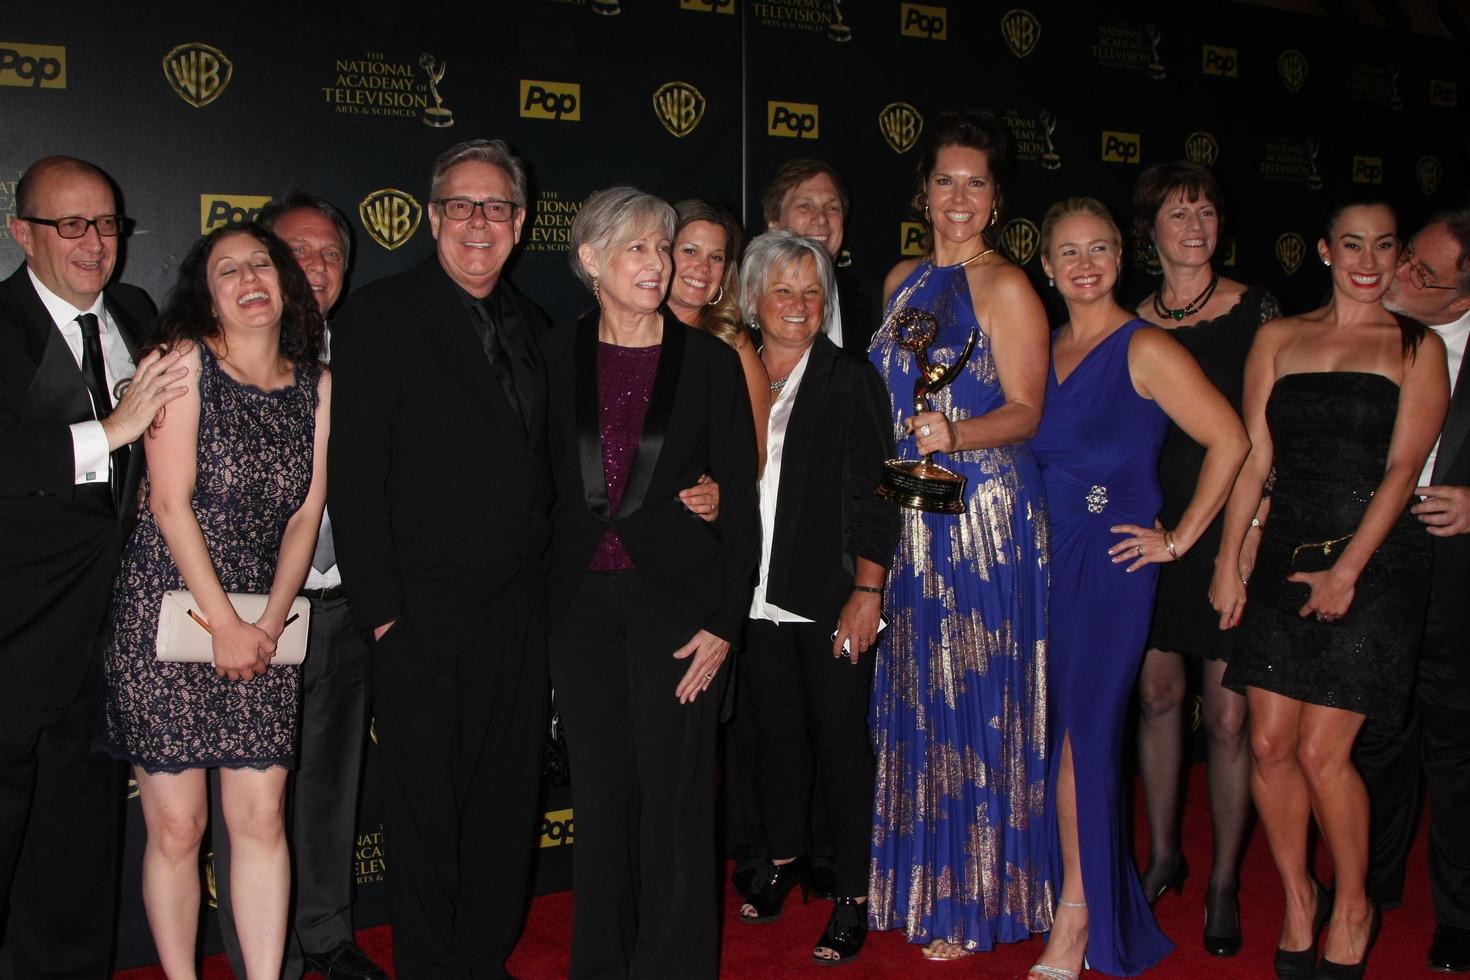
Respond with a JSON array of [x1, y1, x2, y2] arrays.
[[768, 101, 819, 139], [1351, 156, 1383, 185], [0, 43, 66, 89], [653, 81, 705, 138], [901, 3, 948, 40], [1429, 79, 1457, 108], [163, 42, 232, 108], [358, 188, 423, 251], [899, 221, 927, 257], [679, 0, 735, 12], [520, 80, 581, 121], [540, 808, 575, 848], [1201, 44, 1237, 77], [199, 194, 272, 234], [1101, 131, 1141, 164]]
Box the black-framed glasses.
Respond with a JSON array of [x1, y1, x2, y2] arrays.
[[1402, 243, 1458, 292], [433, 197, 518, 223], [19, 214, 125, 238]]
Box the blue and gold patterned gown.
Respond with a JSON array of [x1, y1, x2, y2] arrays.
[[867, 259, 1054, 950]]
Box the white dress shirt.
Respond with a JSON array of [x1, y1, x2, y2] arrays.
[[28, 268, 134, 486], [303, 324, 341, 591], [824, 291, 844, 350], [749, 346, 814, 624], [1420, 307, 1470, 487]]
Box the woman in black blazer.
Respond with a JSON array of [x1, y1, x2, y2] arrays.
[[542, 186, 759, 980], [733, 230, 899, 966]]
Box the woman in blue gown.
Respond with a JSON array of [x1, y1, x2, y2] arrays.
[[1027, 198, 1248, 978], [867, 110, 1054, 962]]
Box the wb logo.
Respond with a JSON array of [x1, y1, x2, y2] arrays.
[[1201, 45, 1237, 77], [1101, 131, 1141, 164], [358, 188, 423, 251], [540, 808, 575, 848], [1184, 132, 1219, 167], [1278, 49, 1308, 93], [1418, 156, 1442, 196], [768, 101, 819, 139], [1352, 156, 1384, 185], [199, 195, 271, 235], [1001, 9, 1040, 58], [879, 103, 923, 154], [1001, 218, 1040, 266], [0, 43, 66, 89], [163, 42, 232, 108], [679, 0, 734, 11], [901, 3, 948, 39], [900, 222, 927, 257], [653, 81, 705, 138], [1276, 232, 1305, 275], [1430, 79, 1457, 107], [521, 80, 581, 121]]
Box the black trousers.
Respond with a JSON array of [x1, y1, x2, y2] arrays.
[[741, 618, 875, 898], [550, 572, 723, 980], [0, 679, 119, 980], [372, 580, 547, 980], [213, 595, 373, 978], [1357, 591, 1470, 931]]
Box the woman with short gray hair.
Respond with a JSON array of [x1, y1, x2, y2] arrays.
[[541, 185, 759, 978]]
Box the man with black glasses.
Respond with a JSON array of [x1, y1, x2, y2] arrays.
[[0, 155, 187, 978]]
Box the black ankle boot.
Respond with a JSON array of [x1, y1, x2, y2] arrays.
[[739, 857, 810, 924], [812, 897, 867, 966]]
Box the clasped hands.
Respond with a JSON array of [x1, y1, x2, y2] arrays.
[[212, 615, 282, 681]]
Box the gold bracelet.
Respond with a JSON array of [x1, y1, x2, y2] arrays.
[[1164, 530, 1178, 560]]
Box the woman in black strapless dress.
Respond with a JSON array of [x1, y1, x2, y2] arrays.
[[1213, 202, 1447, 979], [1130, 161, 1279, 957]]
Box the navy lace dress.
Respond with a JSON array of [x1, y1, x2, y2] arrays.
[[98, 344, 318, 772]]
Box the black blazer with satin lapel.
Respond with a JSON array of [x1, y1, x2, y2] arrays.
[[763, 334, 899, 627], [1427, 345, 1470, 645], [0, 265, 152, 711], [543, 307, 759, 643], [327, 258, 552, 646]]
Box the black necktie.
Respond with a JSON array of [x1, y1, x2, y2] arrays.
[[469, 298, 525, 429], [76, 313, 130, 509]]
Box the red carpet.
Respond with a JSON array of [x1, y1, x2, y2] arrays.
[[116, 765, 1447, 977]]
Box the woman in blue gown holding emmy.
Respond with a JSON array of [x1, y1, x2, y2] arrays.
[[867, 110, 1054, 962], [1026, 197, 1248, 979]]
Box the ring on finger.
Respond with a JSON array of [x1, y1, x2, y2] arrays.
[[920, 423, 931, 438], [1135, 545, 1143, 558]]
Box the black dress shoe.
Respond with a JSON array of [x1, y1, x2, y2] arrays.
[[810, 864, 837, 901], [739, 857, 811, 923], [1203, 886, 1242, 958], [1275, 880, 1331, 979], [1314, 900, 1379, 979], [303, 940, 390, 980], [1429, 925, 1470, 973]]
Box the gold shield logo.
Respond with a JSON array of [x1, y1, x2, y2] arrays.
[[359, 188, 422, 251], [163, 42, 233, 108], [1417, 156, 1442, 196], [1275, 233, 1305, 275], [879, 103, 923, 154], [1278, 49, 1308, 94], [1000, 218, 1040, 266], [1184, 131, 1219, 167], [1001, 9, 1040, 59], [653, 82, 705, 138]]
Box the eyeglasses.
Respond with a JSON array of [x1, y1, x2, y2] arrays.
[[19, 214, 125, 238], [434, 197, 518, 223], [1402, 243, 1458, 292]]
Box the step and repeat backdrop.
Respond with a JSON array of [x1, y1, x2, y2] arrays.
[[4, 0, 1467, 969]]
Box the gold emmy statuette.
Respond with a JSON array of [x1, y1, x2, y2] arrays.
[[419, 54, 454, 128], [828, 0, 853, 42], [877, 309, 977, 514]]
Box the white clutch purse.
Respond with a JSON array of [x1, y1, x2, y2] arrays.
[[155, 591, 311, 666]]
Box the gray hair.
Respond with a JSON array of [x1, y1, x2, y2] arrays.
[[259, 190, 353, 264], [568, 186, 676, 290], [429, 139, 528, 209], [739, 230, 836, 334], [1432, 207, 1470, 295]]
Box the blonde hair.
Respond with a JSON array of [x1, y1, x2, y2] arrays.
[[674, 199, 746, 349], [1040, 196, 1123, 256]]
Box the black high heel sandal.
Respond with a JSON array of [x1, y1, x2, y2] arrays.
[[1203, 885, 1242, 958], [739, 857, 810, 924], [1274, 880, 1331, 979], [1143, 854, 1189, 904], [1314, 900, 1379, 979], [812, 897, 867, 966]]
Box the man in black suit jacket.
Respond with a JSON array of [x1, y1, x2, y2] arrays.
[[1357, 209, 1470, 973], [0, 156, 186, 978], [327, 139, 553, 979]]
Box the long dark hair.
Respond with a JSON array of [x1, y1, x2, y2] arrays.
[[150, 221, 324, 365], [1323, 200, 1425, 357], [912, 109, 1016, 248]]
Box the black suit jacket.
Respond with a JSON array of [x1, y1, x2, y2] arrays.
[[762, 334, 899, 627], [0, 265, 151, 711], [1427, 342, 1470, 646], [543, 308, 758, 643], [835, 266, 879, 357], [327, 258, 552, 649]]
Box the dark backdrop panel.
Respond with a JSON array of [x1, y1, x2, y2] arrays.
[[3, 0, 1466, 970]]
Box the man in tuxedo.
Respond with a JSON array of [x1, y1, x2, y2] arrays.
[[212, 193, 388, 980], [0, 155, 186, 978], [1357, 208, 1470, 973], [763, 159, 876, 355], [327, 139, 553, 979]]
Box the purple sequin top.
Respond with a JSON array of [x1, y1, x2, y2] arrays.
[[588, 342, 661, 570]]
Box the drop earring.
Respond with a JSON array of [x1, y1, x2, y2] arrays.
[[592, 275, 601, 306], [1048, 277, 1055, 288]]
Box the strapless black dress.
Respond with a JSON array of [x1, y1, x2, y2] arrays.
[[1224, 372, 1429, 723]]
